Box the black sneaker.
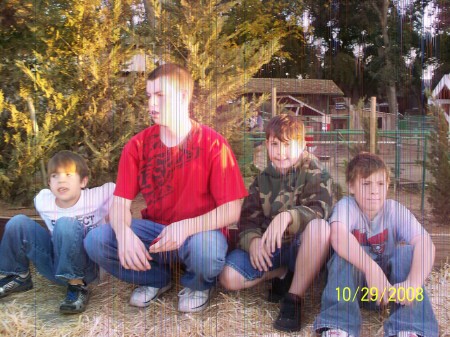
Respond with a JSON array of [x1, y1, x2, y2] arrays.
[[59, 283, 89, 314], [273, 293, 302, 332], [268, 270, 293, 303], [0, 273, 33, 298]]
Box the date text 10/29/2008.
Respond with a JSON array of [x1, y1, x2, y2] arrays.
[[336, 286, 424, 303]]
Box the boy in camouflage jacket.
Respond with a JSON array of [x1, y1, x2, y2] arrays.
[[220, 114, 333, 332]]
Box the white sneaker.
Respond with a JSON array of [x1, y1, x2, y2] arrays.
[[322, 329, 354, 337], [397, 332, 418, 337], [129, 283, 171, 308], [177, 287, 213, 313]]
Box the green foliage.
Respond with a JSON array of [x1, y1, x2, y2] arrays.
[[0, 0, 146, 204], [147, 0, 283, 124], [427, 104, 450, 225], [1, 0, 284, 204]]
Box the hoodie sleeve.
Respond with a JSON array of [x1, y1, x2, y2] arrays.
[[237, 177, 268, 252], [286, 159, 333, 235]]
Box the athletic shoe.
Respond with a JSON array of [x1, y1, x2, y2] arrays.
[[129, 283, 172, 308], [178, 287, 213, 313], [0, 273, 33, 298], [59, 283, 90, 314], [321, 328, 354, 337], [273, 293, 302, 332]]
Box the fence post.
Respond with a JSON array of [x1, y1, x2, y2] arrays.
[[421, 136, 427, 213], [370, 97, 376, 153]]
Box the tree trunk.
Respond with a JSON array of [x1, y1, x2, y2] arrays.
[[142, 0, 156, 27], [378, 0, 398, 115]]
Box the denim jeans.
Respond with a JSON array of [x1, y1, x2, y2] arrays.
[[225, 234, 301, 280], [313, 245, 439, 337], [0, 214, 98, 285], [84, 219, 228, 291]]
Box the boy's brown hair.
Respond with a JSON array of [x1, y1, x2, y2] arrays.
[[148, 63, 194, 102], [346, 152, 390, 185], [265, 114, 305, 144], [47, 151, 89, 180]]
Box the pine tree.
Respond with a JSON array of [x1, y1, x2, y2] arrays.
[[1, 0, 146, 203], [144, 0, 284, 125]]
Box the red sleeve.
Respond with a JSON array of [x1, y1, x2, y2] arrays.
[[209, 137, 248, 206], [114, 136, 141, 200]]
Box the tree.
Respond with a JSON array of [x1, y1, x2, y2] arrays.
[[0, 0, 146, 203], [427, 103, 450, 225], [142, 0, 284, 125], [304, 0, 433, 114]]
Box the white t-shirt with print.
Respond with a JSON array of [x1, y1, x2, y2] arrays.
[[34, 182, 115, 233], [329, 196, 425, 258]]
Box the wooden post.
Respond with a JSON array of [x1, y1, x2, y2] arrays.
[[370, 96, 376, 154], [272, 86, 277, 117]]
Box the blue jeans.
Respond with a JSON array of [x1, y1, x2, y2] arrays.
[[225, 234, 301, 280], [0, 214, 98, 285], [84, 219, 228, 291], [313, 245, 439, 337]]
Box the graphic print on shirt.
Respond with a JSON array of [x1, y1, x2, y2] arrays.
[[140, 133, 200, 203], [352, 228, 389, 255], [50, 214, 96, 232]]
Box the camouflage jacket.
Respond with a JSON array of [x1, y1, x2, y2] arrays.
[[238, 152, 333, 252]]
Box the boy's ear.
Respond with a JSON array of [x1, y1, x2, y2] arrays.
[[80, 176, 88, 188]]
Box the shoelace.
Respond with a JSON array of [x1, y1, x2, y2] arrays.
[[66, 285, 82, 302], [178, 288, 195, 298], [178, 288, 207, 299], [66, 290, 78, 302]]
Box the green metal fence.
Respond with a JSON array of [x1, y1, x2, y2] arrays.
[[242, 129, 435, 212]]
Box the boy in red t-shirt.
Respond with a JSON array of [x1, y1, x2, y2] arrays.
[[84, 63, 247, 313]]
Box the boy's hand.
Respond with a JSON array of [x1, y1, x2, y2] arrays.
[[364, 261, 391, 306], [149, 220, 190, 253], [249, 238, 273, 272], [261, 212, 292, 254], [117, 226, 152, 271]]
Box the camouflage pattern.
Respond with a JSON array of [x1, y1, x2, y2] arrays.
[[238, 152, 333, 252]]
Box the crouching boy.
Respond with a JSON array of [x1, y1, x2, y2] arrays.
[[220, 114, 333, 332], [314, 152, 438, 337], [0, 151, 115, 313]]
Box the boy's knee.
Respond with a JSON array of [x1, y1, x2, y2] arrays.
[[304, 218, 330, 241], [219, 266, 245, 291], [188, 231, 228, 262], [5, 214, 32, 232]]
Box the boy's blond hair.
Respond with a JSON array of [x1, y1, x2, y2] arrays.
[[265, 114, 305, 144], [148, 63, 194, 102], [346, 152, 390, 185], [47, 151, 89, 181]]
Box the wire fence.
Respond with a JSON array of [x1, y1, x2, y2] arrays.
[[246, 129, 434, 212]]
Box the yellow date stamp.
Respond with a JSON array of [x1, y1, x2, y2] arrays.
[[336, 286, 424, 302]]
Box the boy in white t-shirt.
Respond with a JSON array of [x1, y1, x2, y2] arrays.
[[314, 152, 438, 337], [0, 151, 115, 314]]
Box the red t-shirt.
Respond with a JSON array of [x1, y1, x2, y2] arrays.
[[115, 122, 248, 228]]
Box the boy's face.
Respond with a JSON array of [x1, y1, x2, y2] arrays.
[[146, 76, 189, 129], [266, 136, 304, 172], [49, 166, 88, 208], [349, 169, 388, 219]]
